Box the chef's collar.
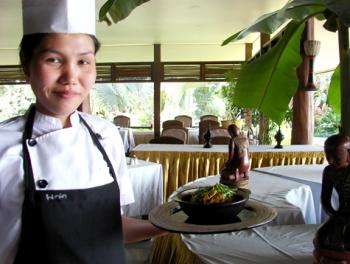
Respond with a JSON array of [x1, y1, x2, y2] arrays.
[[33, 111, 80, 135]]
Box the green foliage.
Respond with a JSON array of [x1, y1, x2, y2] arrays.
[[192, 84, 222, 119], [0, 85, 35, 121], [99, 0, 150, 25], [314, 108, 340, 136], [221, 70, 245, 120], [327, 65, 340, 114], [232, 21, 304, 124], [91, 83, 153, 126]]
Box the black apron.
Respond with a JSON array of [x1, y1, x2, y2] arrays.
[[14, 105, 125, 264]]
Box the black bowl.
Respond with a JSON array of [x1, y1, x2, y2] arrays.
[[173, 187, 250, 224]]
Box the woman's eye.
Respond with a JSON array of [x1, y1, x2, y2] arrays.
[[46, 57, 61, 63], [78, 59, 91, 65]]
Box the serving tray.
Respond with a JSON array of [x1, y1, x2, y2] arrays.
[[149, 200, 277, 234]]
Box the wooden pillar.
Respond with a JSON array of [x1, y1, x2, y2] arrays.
[[338, 23, 350, 136], [153, 44, 161, 138], [291, 19, 315, 144]]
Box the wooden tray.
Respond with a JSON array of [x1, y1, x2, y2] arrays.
[[149, 200, 277, 234]]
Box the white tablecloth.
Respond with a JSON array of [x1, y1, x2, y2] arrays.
[[122, 159, 163, 217], [133, 143, 323, 153], [181, 224, 319, 264], [118, 128, 136, 152], [253, 164, 338, 224], [169, 171, 316, 225]]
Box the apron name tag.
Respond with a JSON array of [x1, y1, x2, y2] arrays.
[[45, 193, 68, 201]]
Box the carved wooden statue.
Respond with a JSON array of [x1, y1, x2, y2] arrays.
[[220, 124, 250, 188], [314, 133, 350, 263]]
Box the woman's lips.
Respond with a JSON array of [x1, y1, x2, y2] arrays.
[[54, 90, 78, 99]]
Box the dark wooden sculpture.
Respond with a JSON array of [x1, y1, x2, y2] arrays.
[[203, 125, 212, 148], [220, 124, 250, 188], [314, 133, 350, 263]]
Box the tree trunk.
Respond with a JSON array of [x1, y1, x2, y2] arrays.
[[258, 113, 271, 144]]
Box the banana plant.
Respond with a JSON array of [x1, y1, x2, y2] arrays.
[[99, 0, 150, 25], [222, 0, 350, 127]]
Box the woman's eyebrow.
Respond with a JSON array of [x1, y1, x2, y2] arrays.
[[38, 48, 94, 56]]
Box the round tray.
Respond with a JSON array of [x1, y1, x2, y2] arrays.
[[149, 200, 277, 234]]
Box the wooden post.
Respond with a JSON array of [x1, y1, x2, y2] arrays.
[[153, 44, 161, 138], [338, 23, 350, 136], [291, 19, 315, 144]]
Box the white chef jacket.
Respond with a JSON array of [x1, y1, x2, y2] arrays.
[[0, 110, 134, 264]]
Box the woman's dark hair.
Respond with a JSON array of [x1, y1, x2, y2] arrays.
[[19, 33, 101, 74]]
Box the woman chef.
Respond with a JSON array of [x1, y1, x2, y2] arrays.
[[0, 0, 165, 263]]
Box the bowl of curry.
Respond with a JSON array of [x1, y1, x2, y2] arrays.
[[173, 184, 250, 224]]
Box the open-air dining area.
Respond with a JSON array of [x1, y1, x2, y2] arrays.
[[0, 0, 350, 264]]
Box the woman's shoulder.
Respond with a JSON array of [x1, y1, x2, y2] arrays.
[[0, 116, 25, 152], [78, 112, 118, 137], [0, 115, 25, 132]]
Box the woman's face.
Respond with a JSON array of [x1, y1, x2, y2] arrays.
[[27, 33, 96, 123]]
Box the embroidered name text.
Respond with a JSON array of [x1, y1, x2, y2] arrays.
[[46, 193, 68, 201]]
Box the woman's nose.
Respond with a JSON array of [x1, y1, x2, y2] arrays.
[[59, 63, 77, 85]]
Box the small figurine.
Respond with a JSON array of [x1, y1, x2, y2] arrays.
[[203, 125, 212, 148], [314, 133, 350, 263], [220, 124, 250, 188], [274, 126, 284, 149]]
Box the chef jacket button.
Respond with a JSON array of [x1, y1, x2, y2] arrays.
[[95, 133, 102, 139], [37, 179, 48, 188], [28, 139, 37, 146]]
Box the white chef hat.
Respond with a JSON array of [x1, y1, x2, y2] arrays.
[[22, 0, 96, 36]]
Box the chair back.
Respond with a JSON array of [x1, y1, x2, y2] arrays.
[[113, 115, 130, 128], [198, 120, 220, 144], [162, 127, 188, 143], [162, 119, 184, 129], [149, 136, 185, 144], [200, 115, 218, 122], [221, 120, 235, 128], [211, 136, 231, 145], [211, 127, 230, 138], [175, 115, 192, 128]]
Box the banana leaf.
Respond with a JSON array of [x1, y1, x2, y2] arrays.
[[327, 65, 340, 113], [232, 21, 304, 124], [324, 0, 350, 27], [99, 0, 150, 25], [222, 0, 324, 45]]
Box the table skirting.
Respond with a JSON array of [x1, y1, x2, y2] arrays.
[[131, 144, 325, 200]]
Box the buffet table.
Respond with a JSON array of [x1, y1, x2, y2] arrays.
[[131, 144, 326, 200], [122, 158, 163, 217]]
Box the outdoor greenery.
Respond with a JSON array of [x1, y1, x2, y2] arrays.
[[222, 0, 349, 126]]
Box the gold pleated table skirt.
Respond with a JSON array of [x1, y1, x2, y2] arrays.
[[131, 149, 325, 201]]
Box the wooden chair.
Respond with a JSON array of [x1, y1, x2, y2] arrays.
[[175, 115, 192, 128], [162, 119, 184, 129], [149, 136, 185, 144], [198, 120, 220, 144], [113, 115, 130, 128], [211, 136, 231, 145], [162, 127, 188, 143], [200, 115, 218, 122], [211, 127, 230, 138]]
